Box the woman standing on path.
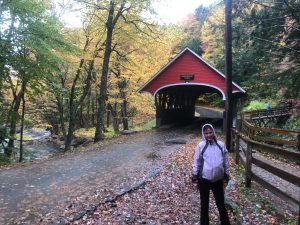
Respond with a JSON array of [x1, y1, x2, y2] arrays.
[[192, 124, 231, 225]]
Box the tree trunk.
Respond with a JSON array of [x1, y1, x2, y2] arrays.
[[64, 58, 84, 151], [118, 78, 129, 130], [87, 89, 91, 128], [65, 59, 94, 151], [121, 99, 129, 130], [94, 1, 115, 142], [108, 103, 119, 133], [65, 108, 76, 151], [79, 105, 84, 128], [8, 82, 26, 149], [92, 91, 96, 126], [106, 106, 110, 128], [19, 95, 25, 162], [56, 96, 66, 138]]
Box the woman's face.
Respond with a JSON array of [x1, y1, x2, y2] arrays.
[[204, 127, 214, 142]]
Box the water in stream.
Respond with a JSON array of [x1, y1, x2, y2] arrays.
[[12, 129, 60, 162]]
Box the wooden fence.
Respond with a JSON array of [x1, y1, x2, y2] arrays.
[[231, 117, 300, 223], [241, 116, 300, 150]]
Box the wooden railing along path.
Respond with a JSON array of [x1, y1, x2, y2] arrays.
[[231, 110, 300, 223]]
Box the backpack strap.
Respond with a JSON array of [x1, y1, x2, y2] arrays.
[[197, 142, 209, 179], [215, 140, 224, 155], [215, 140, 226, 174]]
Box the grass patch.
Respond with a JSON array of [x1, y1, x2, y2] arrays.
[[244, 100, 267, 111], [21, 135, 33, 141], [75, 126, 121, 139], [74, 119, 156, 139], [0, 154, 11, 165], [132, 119, 156, 131], [31, 127, 48, 132], [75, 127, 96, 139], [103, 127, 120, 138]]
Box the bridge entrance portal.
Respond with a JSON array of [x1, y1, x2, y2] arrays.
[[155, 84, 224, 126], [139, 48, 246, 127]]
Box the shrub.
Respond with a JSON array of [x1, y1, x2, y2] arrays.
[[244, 101, 267, 111], [283, 116, 300, 131]]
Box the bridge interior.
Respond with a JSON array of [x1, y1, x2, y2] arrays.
[[154, 85, 227, 127]]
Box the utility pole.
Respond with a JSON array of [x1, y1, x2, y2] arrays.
[[225, 0, 233, 151]]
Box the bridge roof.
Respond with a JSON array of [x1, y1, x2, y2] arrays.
[[138, 48, 245, 100]]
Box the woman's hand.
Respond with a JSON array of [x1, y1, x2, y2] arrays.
[[224, 173, 230, 184], [191, 174, 199, 184]]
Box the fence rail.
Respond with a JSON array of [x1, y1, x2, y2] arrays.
[[231, 112, 300, 223], [241, 113, 300, 150]]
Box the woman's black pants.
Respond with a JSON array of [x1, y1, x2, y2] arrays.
[[198, 178, 230, 225]]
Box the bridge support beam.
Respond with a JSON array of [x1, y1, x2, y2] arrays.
[[155, 93, 196, 127]]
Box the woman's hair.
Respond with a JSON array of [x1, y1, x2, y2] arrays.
[[203, 125, 213, 131]]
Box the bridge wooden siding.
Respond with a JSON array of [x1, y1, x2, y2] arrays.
[[231, 107, 300, 224], [139, 48, 245, 127]]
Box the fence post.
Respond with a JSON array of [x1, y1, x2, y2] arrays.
[[249, 125, 254, 139], [298, 203, 300, 225], [296, 133, 300, 225], [230, 128, 234, 152], [245, 142, 252, 188], [297, 134, 300, 152], [235, 119, 241, 164]]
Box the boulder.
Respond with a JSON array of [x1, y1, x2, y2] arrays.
[[165, 138, 187, 144], [225, 180, 236, 191], [51, 135, 59, 140], [122, 130, 137, 135], [71, 137, 88, 147]]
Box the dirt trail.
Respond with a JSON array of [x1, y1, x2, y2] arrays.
[[0, 126, 201, 224]]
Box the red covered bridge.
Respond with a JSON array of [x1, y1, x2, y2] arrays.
[[139, 48, 245, 126]]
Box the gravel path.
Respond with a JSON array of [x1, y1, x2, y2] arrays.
[[0, 128, 198, 224], [2, 116, 296, 224]]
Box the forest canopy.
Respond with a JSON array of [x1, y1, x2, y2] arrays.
[[0, 0, 299, 159]]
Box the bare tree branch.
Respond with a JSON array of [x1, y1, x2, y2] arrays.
[[113, 1, 126, 27], [112, 48, 138, 58], [120, 14, 158, 39]]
